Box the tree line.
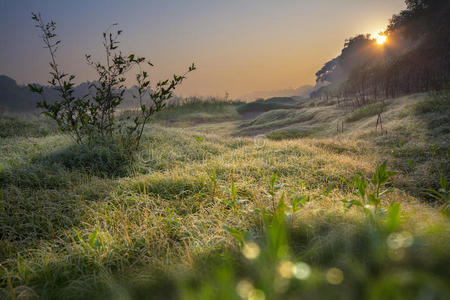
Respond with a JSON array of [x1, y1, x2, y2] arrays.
[[312, 0, 450, 108]]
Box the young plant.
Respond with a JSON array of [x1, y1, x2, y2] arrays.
[[322, 184, 334, 197], [75, 229, 103, 252], [425, 176, 449, 216], [291, 195, 309, 214], [266, 172, 285, 212], [221, 182, 248, 209], [224, 198, 291, 299], [29, 13, 86, 143], [209, 169, 218, 198], [162, 206, 180, 233], [223, 226, 248, 246], [29, 12, 195, 148], [342, 161, 396, 214], [287, 195, 309, 226], [385, 202, 401, 233]]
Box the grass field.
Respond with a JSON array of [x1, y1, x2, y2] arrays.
[[0, 93, 449, 299]]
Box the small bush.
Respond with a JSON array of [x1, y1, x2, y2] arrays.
[[413, 91, 450, 115], [29, 13, 195, 149]]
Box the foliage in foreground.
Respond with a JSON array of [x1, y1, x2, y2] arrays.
[[175, 199, 450, 300], [162, 163, 449, 300]]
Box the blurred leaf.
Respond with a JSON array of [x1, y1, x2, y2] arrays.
[[386, 202, 401, 232]]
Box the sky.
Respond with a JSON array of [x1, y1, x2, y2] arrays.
[[0, 0, 406, 98]]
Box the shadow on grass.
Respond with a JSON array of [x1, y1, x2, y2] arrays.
[[0, 139, 134, 249], [0, 139, 135, 190], [41, 139, 135, 178]]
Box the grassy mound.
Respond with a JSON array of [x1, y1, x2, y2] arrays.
[[236, 97, 297, 115], [153, 99, 243, 125], [237, 109, 315, 136], [345, 102, 386, 123]]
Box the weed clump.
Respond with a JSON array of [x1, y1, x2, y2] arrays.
[[345, 102, 385, 123], [413, 91, 450, 115]]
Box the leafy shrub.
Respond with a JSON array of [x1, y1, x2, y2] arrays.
[[413, 91, 450, 115], [29, 13, 195, 148]]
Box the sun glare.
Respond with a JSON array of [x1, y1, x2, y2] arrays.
[[374, 34, 387, 45]]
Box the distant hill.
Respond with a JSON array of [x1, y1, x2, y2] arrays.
[[240, 85, 313, 101], [0, 75, 142, 113], [0, 74, 313, 113], [0, 75, 42, 112]]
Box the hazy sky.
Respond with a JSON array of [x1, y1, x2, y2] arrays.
[[0, 0, 405, 98]]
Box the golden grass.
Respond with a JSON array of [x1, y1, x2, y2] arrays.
[[0, 93, 448, 298]]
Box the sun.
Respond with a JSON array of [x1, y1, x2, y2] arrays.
[[374, 34, 387, 45]]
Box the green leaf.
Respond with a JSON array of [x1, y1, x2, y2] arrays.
[[223, 226, 245, 245], [271, 173, 278, 188], [210, 169, 217, 184], [440, 176, 448, 191], [368, 193, 380, 205], [88, 229, 98, 247], [292, 196, 309, 212], [386, 202, 401, 232], [341, 199, 363, 209], [379, 188, 395, 196], [353, 173, 368, 200], [231, 182, 237, 204], [28, 84, 43, 94]]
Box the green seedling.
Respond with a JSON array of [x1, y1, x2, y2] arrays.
[[342, 161, 396, 214], [425, 176, 449, 216], [223, 226, 247, 246], [266, 172, 285, 212], [163, 206, 180, 232], [322, 184, 334, 197], [210, 169, 217, 197], [76, 229, 102, 251], [287, 195, 309, 225]]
